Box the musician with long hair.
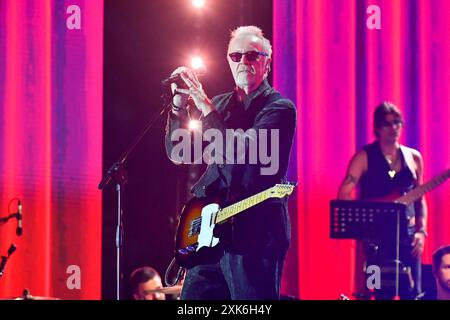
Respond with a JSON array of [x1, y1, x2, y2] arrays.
[[337, 101, 428, 298]]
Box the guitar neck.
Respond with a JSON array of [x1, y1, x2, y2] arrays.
[[396, 169, 450, 205], [215, 188, 274, 224]]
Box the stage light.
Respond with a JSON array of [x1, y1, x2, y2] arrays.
[[191, 56, 205, 73], [192, 0, 205, 8], [188, 120, 200, 131]]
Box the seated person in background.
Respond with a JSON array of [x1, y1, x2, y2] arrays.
[[130, 266, 165, 300], [433, 245, 450, 300], [418, 245, 450, 300]]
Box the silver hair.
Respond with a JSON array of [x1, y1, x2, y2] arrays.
[[229, 26, 272, 58]]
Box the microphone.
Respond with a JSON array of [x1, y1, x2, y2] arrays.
[[16, 200, 22, 236], [0, 257, 6, 276], [7, 243, 17, 256], [0, 244, 17, 277], [161, 66, 206, 87], [161, 74, 185, 87]]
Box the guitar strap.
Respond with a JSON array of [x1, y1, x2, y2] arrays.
[[400, 145, 417, 180]]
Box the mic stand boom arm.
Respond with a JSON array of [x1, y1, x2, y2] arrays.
[[98, 98, 172, 300]]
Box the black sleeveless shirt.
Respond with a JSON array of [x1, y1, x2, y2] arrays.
[[359, 141, 417, 218]]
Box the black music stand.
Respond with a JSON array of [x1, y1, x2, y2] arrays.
[[330, 200, 409, 299]]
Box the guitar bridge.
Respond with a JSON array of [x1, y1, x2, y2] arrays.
[[188, 217, 202, 236]]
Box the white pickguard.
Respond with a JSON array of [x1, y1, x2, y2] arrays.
[[196, 203, 220, 251]]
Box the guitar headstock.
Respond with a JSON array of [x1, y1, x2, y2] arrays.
[[271, 182, 297, 198]]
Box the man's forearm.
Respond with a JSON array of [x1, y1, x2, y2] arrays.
[[415, 198, 428, 233]]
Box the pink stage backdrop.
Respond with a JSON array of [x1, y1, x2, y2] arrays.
[[274, 0, 450, 299], [0, 0, 103, 299]]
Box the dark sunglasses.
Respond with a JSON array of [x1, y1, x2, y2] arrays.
[[381, 119, 403, 127], [228, 51, 268, 62]]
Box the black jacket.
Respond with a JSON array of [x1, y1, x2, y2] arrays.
[[165, 80, 297, 255]]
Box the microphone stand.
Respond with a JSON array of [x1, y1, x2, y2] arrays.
[[0, 244, 17, 278], [98, 96, 172, 300]]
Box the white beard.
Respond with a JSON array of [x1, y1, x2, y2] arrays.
[[235, 72, 254, 88]]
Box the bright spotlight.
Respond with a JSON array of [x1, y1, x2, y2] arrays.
[[191, 56, 205, 73], [188, 120, 201, 131], [192, 0, 205, 8]]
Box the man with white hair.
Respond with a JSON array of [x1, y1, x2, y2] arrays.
[[165, 26, 297, 300]]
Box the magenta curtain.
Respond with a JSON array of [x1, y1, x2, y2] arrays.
[[0, 0, 103, 299], [274, 0, 450, 299]]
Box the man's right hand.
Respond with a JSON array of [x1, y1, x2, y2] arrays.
[[171, 66, 190, 110]]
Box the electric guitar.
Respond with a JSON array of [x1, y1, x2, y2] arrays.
[[174, 182, 296, 268], [395, 169, 450, 205], [377, 168, 450, 205]]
